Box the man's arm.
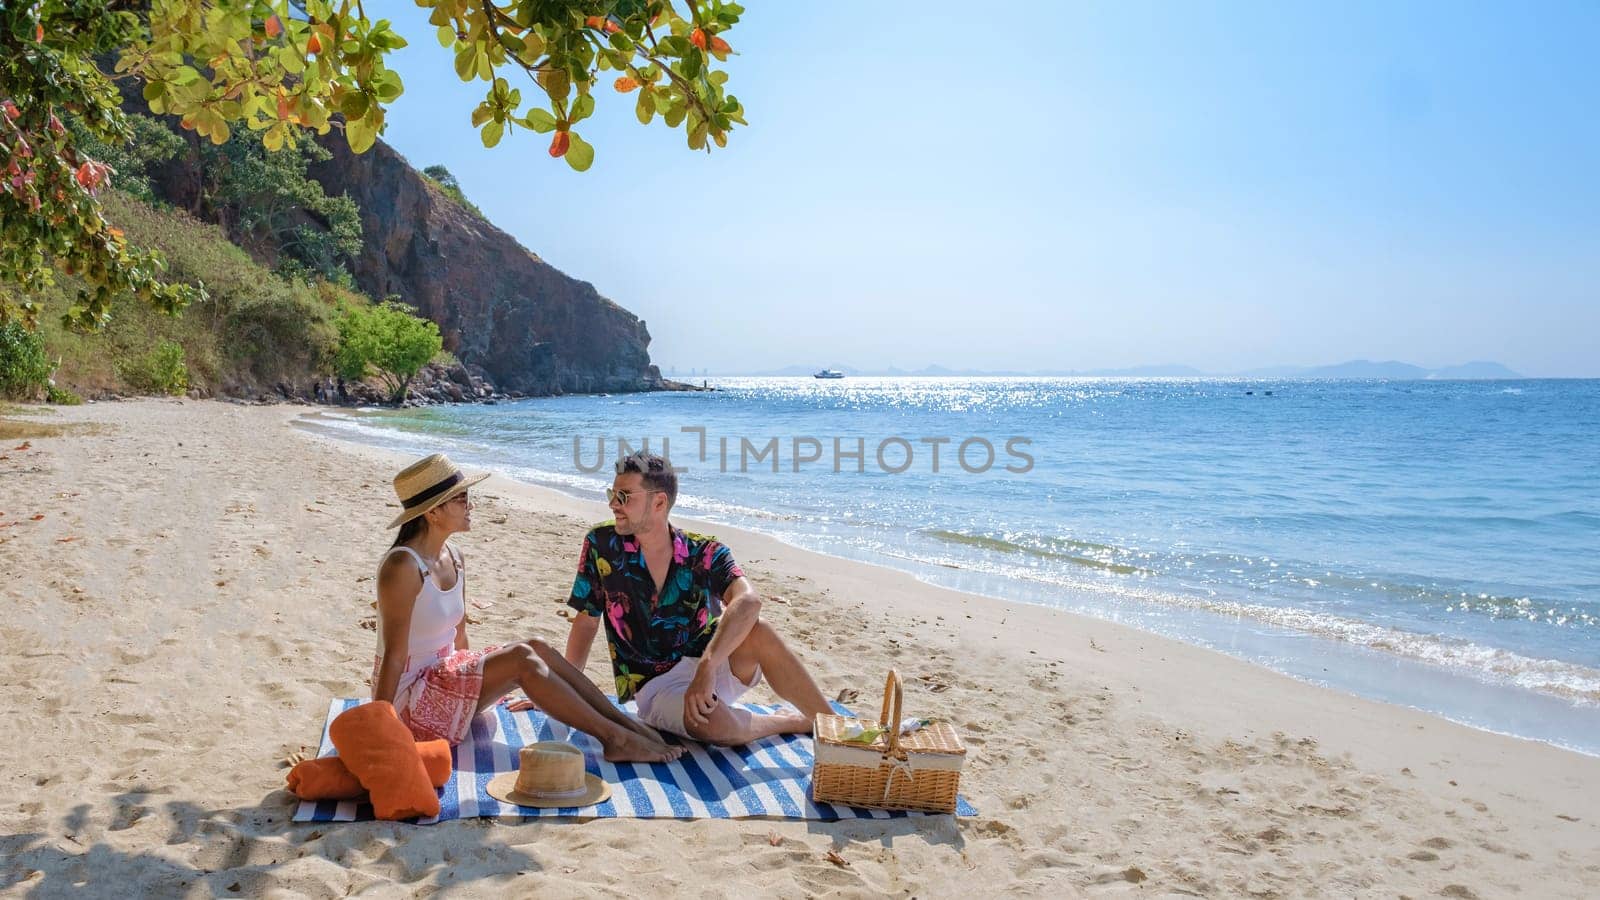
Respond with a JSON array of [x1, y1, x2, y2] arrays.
[[565, 612, 601, 671], [698, 577, 760, 665], [683, 577, 760, 730]]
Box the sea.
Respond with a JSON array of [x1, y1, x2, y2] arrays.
[[300, 377, 1600, 755]]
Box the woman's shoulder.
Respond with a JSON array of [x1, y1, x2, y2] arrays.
[[378, 546, 426, 584]]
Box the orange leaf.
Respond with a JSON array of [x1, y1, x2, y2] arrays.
[[264, 15, 282, 38], [824, 850, 850, 868], [30, 514, 45, 521], [548, 131, 570, 158], [56, 536, 77, 543], [35, 22, 43, 43], [614, 76, 639, 93], [307, 33, 322, 54], [711, 36, 731, 55], [14, 442, 30, 450], [690, 28, 707, 50]]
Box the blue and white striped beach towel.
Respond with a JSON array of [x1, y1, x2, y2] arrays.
[[292, 698, 976, 823]]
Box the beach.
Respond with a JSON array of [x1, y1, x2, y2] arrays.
[[3, 398, 1598, 898]]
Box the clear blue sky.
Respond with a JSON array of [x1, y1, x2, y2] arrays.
[[374, 1, 1599, 377]]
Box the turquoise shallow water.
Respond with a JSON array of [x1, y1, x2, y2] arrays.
[[302, 377, 1600, 754]]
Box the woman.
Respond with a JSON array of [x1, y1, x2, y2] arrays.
[[372, 453, 681, 763]]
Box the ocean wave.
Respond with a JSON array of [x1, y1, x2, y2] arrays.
[[923, 528, 1152, 576], [943, 559, 1600, 705]]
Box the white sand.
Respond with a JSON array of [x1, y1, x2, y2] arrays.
[[2, 398, 1597, 898]]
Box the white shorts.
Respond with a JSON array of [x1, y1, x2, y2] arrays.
[[634, 655, 761, 739]]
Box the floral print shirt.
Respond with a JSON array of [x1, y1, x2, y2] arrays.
[[567, 522, 745, 702]]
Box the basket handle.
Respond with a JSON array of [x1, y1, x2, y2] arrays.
[[877, 669, 904, 754]]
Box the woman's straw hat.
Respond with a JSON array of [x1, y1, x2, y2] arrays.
[[388, 453, 489, 528], [485, 742, 612, 809]]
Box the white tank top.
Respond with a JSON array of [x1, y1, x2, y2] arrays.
[[371, 544, 465, 701]]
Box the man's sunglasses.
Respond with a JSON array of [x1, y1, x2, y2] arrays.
[[605, 487, 662, 505]]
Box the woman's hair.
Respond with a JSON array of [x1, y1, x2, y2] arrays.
[[391, 516, 427, 549]]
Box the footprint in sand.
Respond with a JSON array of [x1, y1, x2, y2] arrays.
[[1407, 849, 1439, 861]]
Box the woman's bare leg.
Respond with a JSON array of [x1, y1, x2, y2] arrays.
[[477, 643, 682, 762], [520, 638, 672, 745]]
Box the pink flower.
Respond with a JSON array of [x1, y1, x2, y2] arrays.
[[606, 597, 631, 643], [673, 534, 690, 564]]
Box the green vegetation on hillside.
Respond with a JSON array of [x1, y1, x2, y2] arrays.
[[4, 191, 354, 398], [335, 300, 444, 403], [421, 165, 487, 222], [3, 1, 746, 329]]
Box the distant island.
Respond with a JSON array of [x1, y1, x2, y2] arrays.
[[711, 360, 1525, 379]]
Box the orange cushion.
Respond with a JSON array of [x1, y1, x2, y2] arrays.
[[286, 739, 453, 800], [327, 701, 440, 820]]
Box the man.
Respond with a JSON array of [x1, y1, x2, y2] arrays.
[[563, 451, 832, 745]]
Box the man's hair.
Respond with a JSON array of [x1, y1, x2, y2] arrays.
[[615, 451, 677, 508]]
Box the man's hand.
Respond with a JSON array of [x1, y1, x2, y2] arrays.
[[681, 660, 720, 731]]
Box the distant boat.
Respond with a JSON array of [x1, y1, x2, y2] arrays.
[[813, 369, 845, 379]]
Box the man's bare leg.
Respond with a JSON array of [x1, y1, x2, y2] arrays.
[[728, 621, 831, 720]]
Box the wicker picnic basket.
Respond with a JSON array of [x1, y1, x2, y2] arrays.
[[811, 669, 966, 813]]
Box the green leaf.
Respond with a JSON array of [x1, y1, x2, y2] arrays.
[[663, 101, 687, 128], [471, 103, 493, 127], [279, 47, 306, 75], [523, 108, 558, 133], [347, 116, 376, 153], [170, 65, 201, 85], [375, 69, 405, 102], [570, 93, 595, 123], [454, 45, 476, 80], [340, 92, 370, 120], [436, 24, 456, 47], [481, 119, 504, 148], [635, 90, 655, 125], [543, 69, 571, 102], [142, 81, 166, 102], [564, 132, 594, 171]]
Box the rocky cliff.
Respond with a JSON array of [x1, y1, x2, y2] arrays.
[[302, 138, 665, 395], [126, 81, 669, 398]]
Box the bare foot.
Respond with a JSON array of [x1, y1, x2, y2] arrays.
[[602, 730, 684, 763]]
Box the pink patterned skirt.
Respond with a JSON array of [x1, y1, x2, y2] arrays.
[[392, 645, 501, 745]]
